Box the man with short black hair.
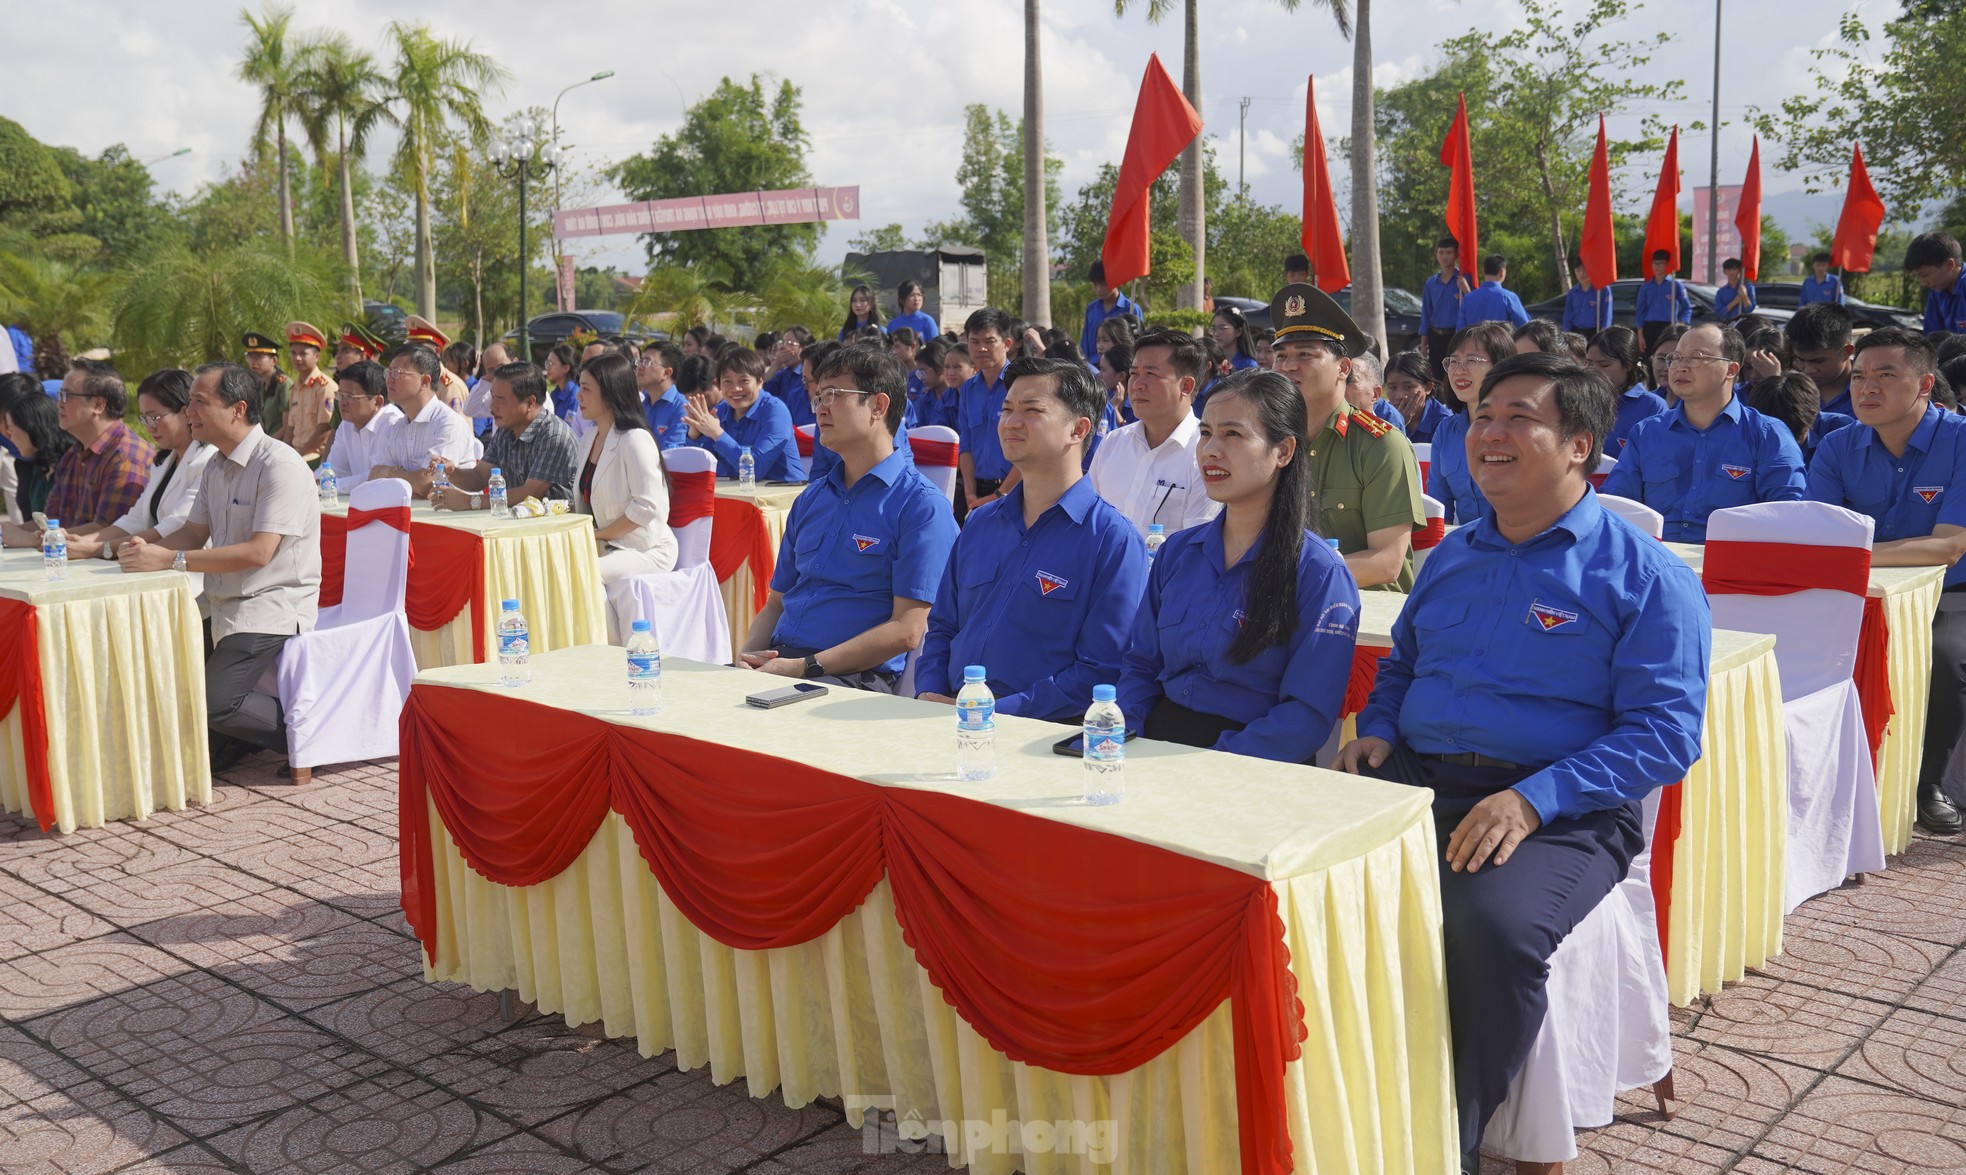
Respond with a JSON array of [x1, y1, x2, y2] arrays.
[[637, 341, 689, 450], [1419, 236, 1471, 386], [321, 360, 401, 495], [1284, 252, 1312, 285], [1635, 249, 1692, 352], [1715, 258, 1756, 323], [959, 307, 1019, 512], [1455, 254, 1530, 328], [1088, 328, 1220, 539], [1786, 302, 1858, 415], [2, 359, 153, 545], [432, 362, 580, 510], [367, 345, 477, 495], [764, 325, 815, 428], [1079, 261, 1138, 367], [1800, 251, 1845, 306], [685, 346, 803, 481], [1906, 231, 1966, 337]]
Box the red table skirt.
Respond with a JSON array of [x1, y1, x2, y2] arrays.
[[399, 685, 1309, 1175], [0, 599, 54, 830], [320, 515, 488, 662], [708, 498, 778, 614]]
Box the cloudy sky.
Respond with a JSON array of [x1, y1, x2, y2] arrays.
[[9, 0, 1892, 277]]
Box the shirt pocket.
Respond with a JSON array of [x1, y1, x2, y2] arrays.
[[1640, 452, 1686, 502]]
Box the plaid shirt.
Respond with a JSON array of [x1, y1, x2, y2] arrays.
[[47, 420, 154, 527], [483, 407, 580, 502]]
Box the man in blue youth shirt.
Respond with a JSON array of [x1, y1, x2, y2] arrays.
[[741, 345, 957, 693], [1079, 261, 1138, 367], [1601, 323, 1806, 541], [1786, 303, 1857, 416], [1635, 249, 1693, 352], [1905, 231, 1966, 337], [1799, 251, 1844, 306], [635, 341, 689, 450], [1340, 352, 1711, 1170], [917, 357, 1148, 721], [764, 326, 814, 428], [1806, 328, 1966, 834], [958, 307, 1018, 516], [1560, 262, 1612, 338], [887, 280, 942, 344], [1419, 236, 1471, 387], [1715, 258, 1756, 323], [803, 340, 915, 483], [683, 347, 804, 481], [1456, 254, 1530, 328]]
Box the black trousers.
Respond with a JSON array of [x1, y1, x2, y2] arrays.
[[1364, 743, 1641, 1150], [1639, 320, 1673, 353], [207, 632, 295, 756], [1426, 329, 1456, 389], [1918, 592, 1966, 792]]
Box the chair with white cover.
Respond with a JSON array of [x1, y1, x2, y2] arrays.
[[1413, 441, 1432, 491], [1412, 494, 1448, 578], [603, 446, 730, 660], [1483, 790, 1674, 1171], [910, 424, 960, 504], [663, 447, 717, 569], [1588, 454, 1617, 491], [1599, 494, 1664, 539], [273, 477, 417, 777], [1703, 500, 1884, 911]]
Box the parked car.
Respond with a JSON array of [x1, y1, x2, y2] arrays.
[[1746, 284, 1922, 332], [363, 301, 408, 345], [1216, 287, 1424, 355], [500, 311, 664, 363], [1525, 280, 1794, 331]]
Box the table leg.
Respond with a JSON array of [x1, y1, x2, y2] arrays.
[[498, 989, 517, 1023]]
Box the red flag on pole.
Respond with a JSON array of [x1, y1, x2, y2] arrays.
[[1438, 94, 1478, 280], [1735, 136, 1763, 282], [1579, 114, 1619, 289], [1100, 53, 1203, 288], [1642, 126, 1682, 274], [1830, 142, 1886, 274], [1301, 77, 1349, 295]]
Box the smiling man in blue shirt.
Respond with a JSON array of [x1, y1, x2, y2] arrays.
[[1600, 323, 1806, 541], [917, 357, 1148, 721], [1806, 328, 1966, 834], [1340, 351, 1711, 1168], [684, 347, 804, 482], [1455, 254, 1530, 329], [741, 344, 957, 692]]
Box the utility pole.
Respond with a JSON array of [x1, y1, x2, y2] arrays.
[[1238, 97, 1252, 198], [1707, 0, 1722, 284]]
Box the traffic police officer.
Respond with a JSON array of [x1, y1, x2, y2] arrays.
[[241, 331, 290, 440], [284, 321, 337, 462]]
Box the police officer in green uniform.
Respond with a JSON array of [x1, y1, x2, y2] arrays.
[[1267, 283, 1425, 590], [241, 331, 291, 440]]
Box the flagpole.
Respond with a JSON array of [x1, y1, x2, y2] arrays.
[[1707, 0, 1722, 284]]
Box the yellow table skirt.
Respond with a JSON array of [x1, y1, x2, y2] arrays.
[[0, 581, 209, 833], [422, 801, 1458, 1174], [714, 488, 797, 659], [406, 517, 607, 669], [1875, 575, 1941, 855]]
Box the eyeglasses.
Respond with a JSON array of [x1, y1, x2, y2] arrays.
[[1662, 352, 1728, 367], [1442, 356, 1492, 371], [385, 368, 419, 382], [138, 410, 176, 426], [808, 387, 876, 409], [55, 391, 100, 404]]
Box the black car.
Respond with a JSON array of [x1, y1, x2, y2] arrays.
[[1744, 284, 1921, 331], [363, 301, 409, 345], [500, 311, 664, 363], [1525, 280, 1794, 331], [1216, 287, 1424, 354]]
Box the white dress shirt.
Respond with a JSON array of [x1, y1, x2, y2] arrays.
[[370, 396, 476, 474], [326, 404, 406, 493], [113, 442, 217, 600], [1086, 412, 1222, 539]]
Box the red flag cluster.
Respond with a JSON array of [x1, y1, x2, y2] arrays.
[[1579, 115, 1618, 287], [1100, 53, 1203, 289], [1439, 95, 1478, 279], [1300, 77, 1349, 294], [1831, 143, 1886, 273]]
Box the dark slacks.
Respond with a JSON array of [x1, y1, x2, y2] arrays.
[[1918, 592, 1966, 791], [1425, 329, 1456, 389], [207, 632, 295, 757], [1365, 743, 1641, 1151]]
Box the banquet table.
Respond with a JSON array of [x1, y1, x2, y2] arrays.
[[322, 499, 606, 669], [710, 482, 805, 657], [0, 550, 208, 833], [1666, 542, 1944, 856], [399, 645, 1458, 1174], [1350, 592, 1787, 1007]]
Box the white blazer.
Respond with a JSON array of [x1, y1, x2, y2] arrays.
[[580, 425, 678, 568], [115, 441, 216, 538]]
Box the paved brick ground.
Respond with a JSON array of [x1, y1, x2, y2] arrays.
[[1, 756, 1961, 1173]]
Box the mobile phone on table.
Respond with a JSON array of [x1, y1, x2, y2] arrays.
[[746, 682, 829, 709], [1052, 730, 1138, 757]]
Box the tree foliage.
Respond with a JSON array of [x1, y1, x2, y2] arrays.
[[918, 105, 1062, 315], [110, 239, 349, 377], [0, 117, 75, 234]]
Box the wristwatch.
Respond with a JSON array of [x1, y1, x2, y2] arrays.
[[99, 542, 116, 561], [802, 654, 826, 679], [171, 550, 187, 573]]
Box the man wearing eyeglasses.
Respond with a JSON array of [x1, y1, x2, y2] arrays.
[[320, 360, 403, 496], [0, 359, 153, 549], [365, 345, 478, 496], [739, 345, 956, 692], [1600, 322, 1806, 542], [635, 341, 689, 450]]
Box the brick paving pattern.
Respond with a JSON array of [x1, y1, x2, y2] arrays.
[[1, 756, 1961, 1173]]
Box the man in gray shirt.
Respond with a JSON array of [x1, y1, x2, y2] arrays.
[[430, 361, 579, 510], [119, 363, 321, 775]]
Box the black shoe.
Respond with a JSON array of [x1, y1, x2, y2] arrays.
[[1918, 783, 1963, 835], [208, 737, 252, 774], [1460, 1148, 1481, 1175]]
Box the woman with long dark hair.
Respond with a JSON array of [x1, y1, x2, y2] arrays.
[[1210, 306, 1261, 373], [575, 353, 678, 593], [1428, 321, 1514, 524], [1117, 369, 1360, 763], [1584, 325, 1667, 454], [0, 391, 75, 519], [837, 284, 885, 339], [545, 342, 582, 431]]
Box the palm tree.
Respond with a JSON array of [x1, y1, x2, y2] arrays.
[[385, 21, 507, 320], [236, 4, 310, 248], [299, 32, 391, 311], [1338, 0, 1385, 348], [1021, 0, 1051, 327], [0, 251, 115, 376], [110, 240, 347, 377]]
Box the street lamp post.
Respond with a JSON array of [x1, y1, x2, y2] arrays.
[[490, 120, 560, 360], [549, 70, 615, 311]]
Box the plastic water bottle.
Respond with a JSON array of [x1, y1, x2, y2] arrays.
[[431, 459, 450, 493], [318, 467, 337, 509], [497, 598, 530, 688], [1083, 684, 1126, 805], [626, 619, 662, 716], [738, 446, 756, 491], [487, 467, 510, 518], [955, 665, 996, 780], [1145, 523, 1166, 562], [41, 520, 66, 581], [1326, 537, 1342, 552]]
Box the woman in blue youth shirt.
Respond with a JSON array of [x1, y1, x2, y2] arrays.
[[1427, 321, 1514, 524], [837, 284, 885, 340], [545, 343, 581, 426], [1118, 370, 1360, 763], [1210, 306, 1262, 373], [1586, 325, 1668, 454]]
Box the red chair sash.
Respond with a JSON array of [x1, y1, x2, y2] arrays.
[[0, 600, 54, 830], [1345, 643, 1386, 717], [1650, 781, 1685, 956], [1410, 517, 1447, 552], [910, 436, 960, 467], [709, 497, 777, 613], [667, 470, 716, 528], [399, 686, 1308, 1175], [1418, 461, 1430, 487], [1701, 540, 1870, 598], [345, 504, 412, 533], [794, 429, 815, 458], [319, 516, 489, 662], [1856, 596, 1891, 766]]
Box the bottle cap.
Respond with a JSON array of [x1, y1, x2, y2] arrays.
[[1148, 523, 1164, 535], [963, 665, 986, 682], [44, 520, 58, 529], [631, 619, 652, 633], [1092, 684, 1116, 702], [741, 446, 753, 454], [490, 467, 502, 476], [1326, 537, 1341, 550], [501, 598, 519, 610]]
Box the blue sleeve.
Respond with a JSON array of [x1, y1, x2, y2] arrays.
[[1511, 565, 1712, 822], [1598, 288, 1613, 329], [1419, 282, 1435, 334], [1675, 282, 1692, 323], [1507, 292, 1529, 326], [1927, 294, 1948, 334], [1559, 293, 1577, 331], [915, 541, 962, 697], [768, 499, 806, 594], [1758, 424, 1808, 503], [1599, 429, 1642, 499], [1216, 557, 1361, 762], [1116, 557, 1169, 733], [705, 428, 744, 477], [891, 486, 957, 604], [1000, 523, 1150, 721], [1454, 297, 1472, 329], [1356, 578, 1424, 746], [1745, 284, 1758, 311], [747, 406, 802, 482], [1804, 434, 1848, 504], [1080, 303, 1099, 362], [1833, 277, 1845, 305]]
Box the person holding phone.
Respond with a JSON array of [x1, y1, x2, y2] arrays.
[[1116, 369, 1359, 762]]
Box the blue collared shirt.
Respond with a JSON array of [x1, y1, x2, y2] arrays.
[[1820, 382, 1854, 417], [1455, 280, 1529, 328], [807, 418, 913, 483], [888, 310, 942, 342], [1117, 517, 1361, 763], [1426, 410, 1487, 525], [1562, 285, 1613, 332], [1598, 394, 1807, 542], [1408, 396, 1454, 444], [769, 447, 959, 672], [1634, 277, 1692, 324], [1608, 385, 1669, 454], [766, 366, 812, 428], [1922, 269, 1966, 335], [1803, 409, 1856, 463], [550, 379, 580, 425], [1358, 490, 1712, 823], [1371, 397, 1409, 434], [1715, 280, 1757, 320], [957, 366, 1012, 481], [1800, 273, 1845, 306], [919, 479, 1148, 721], [1807, 404, 1966, 587], [1419, 272, 1465, 334], [692, 393, 804, 482], [1080, 293, 1138, 365], [644, 386, 689, 450], [912, 386, 962, 431]]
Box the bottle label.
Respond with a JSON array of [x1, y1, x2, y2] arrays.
[[1085, 730, 1124, 760], [499, 632, 528, 659], [957, 699, 995, 730], [627, 651, 660, 681]]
